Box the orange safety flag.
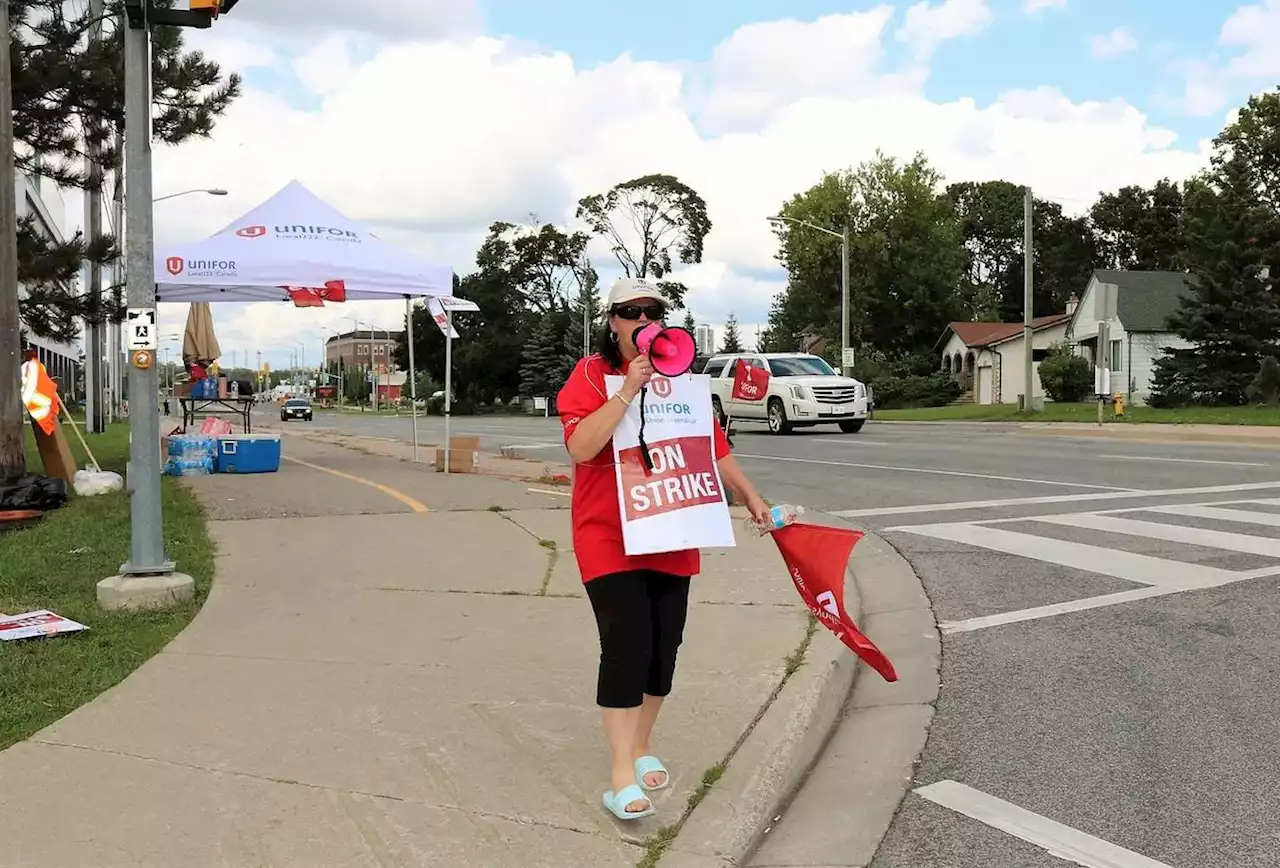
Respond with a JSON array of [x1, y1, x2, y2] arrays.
[[20, 358, 59, 435]]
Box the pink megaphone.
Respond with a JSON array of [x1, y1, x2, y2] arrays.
[[633, 322, 697, 377]]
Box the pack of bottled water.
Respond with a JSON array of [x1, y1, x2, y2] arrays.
[[163, 434, 216, 476]]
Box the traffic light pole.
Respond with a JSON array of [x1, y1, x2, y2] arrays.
[[97, 2, 193, 610]]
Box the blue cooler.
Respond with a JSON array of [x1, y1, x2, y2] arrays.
[[215, 435, 281, 473]]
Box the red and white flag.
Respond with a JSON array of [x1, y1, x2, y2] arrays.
[[770, 522, 897, 682], [732, 361, 770, 402], [283, 280, 347, 307]]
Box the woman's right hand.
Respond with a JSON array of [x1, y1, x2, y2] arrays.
[[620, 355, 654, 401]]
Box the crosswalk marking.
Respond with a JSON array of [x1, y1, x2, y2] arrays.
[[1031, 512, 1280, 558], [890, 497, 1280, 632], [888, 521, 1237, 587], [1145, 503, 1280, 527]]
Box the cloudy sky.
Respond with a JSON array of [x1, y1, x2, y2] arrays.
[[71, 0, 1278, 370]]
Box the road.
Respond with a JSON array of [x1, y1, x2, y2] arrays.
[[277, 408, 1280, 867]]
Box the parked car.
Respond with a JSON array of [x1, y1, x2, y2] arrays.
[[280, 397, 313, 422], [703, 352, 869, 434]]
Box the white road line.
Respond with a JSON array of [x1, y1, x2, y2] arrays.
[[914, 780, 1177, 868], [1032, 512, 1280, 558], [1145, 503, 1280, 527], [833, 480, 1280, 518], [816, 438, 889, 446], [1097, 454, 1269, 467], [939, 586, 1195, 634], [887, 522, 1235, 587], [735, 454, 1133, 491]]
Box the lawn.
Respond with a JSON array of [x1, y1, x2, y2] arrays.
[[872, 403, 1280, 425], [0, 419, 214, 751]]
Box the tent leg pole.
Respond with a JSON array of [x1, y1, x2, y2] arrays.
[[444, 312, 452, 476], [406, 296, 418, 463]]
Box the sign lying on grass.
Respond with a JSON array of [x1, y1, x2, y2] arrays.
[[0, 610, 88, 642]]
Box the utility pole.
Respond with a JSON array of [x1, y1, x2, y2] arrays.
[[840, 224, 851, 376], [84, 0, 106, 433], [1022, 185, 1036, 413], [0, 0, 24, 475], [99, 1, 194, 610]]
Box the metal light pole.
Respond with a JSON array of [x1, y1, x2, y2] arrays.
[[153, 188, 228, 203], [405, 296, 419, 462], [769, 215, 852, 375], [100, 2, 194, 608]]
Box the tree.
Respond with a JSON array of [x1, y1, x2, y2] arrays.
[[394, 270, 526, 407], [11, 0, 242, 340], [1089, 180, 1186, 271], [948, 180, 1099, 321], [682, 310, 695, 332], [474, 218, 592, 313], [1150, 154, 1280, 405], [3, 1, 240, 475], [575, 173, 712, 309], [518, 313, 562, 399], [1037, 343, 1092, 402], [560, 262, 600, 381], [719, 313, 743, 353]]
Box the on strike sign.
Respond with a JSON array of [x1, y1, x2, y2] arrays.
[[605, 373, 736, 555]]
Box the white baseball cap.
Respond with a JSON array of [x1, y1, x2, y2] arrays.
[[607, 277, 665, 308]]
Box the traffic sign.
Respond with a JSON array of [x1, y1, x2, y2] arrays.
[[126, 307, 158, 350]]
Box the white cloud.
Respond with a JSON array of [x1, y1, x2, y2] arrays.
[[1023, 0, 1067, 11], [1088, 27, 1139, 59], [80, 8, 1219, 364], [1220, 0, 1280, 78], [896, 0, 995, 60], [1167, 0, 1280, 115]]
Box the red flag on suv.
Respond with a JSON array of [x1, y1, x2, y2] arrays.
[[770, 522, 898, 682], [732, 360, 770, 402]]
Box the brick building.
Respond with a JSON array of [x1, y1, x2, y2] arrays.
[[324, 329, 405, 371]]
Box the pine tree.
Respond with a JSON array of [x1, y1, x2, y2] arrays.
[[12, 0, 242, 341], [519, 313, 562, 398], [682, 310, 695, 332], [720, 312, 743, 353], [1150, 154, 1280, 406]]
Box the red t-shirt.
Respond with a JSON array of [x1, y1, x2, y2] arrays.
[[557, 355, 732, 584]]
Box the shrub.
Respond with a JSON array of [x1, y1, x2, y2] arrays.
[[1247, 356, 1280, 405], [870, 372, 960, 409], [1037, 344, 1093, 402]]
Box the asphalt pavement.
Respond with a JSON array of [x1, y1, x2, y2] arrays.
[[284, 407, 1280, 867]]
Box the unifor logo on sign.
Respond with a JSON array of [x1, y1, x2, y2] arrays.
[[236, 225, 266, 238], [166, 256, 184, 275], [650, 377, 672, 398], [185, 259, 237, 277]]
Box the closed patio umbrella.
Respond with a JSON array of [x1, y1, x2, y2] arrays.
[[182, 302, 221, 368]]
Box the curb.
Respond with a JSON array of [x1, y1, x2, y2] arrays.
[[660, 523, 875, 867], [663, 524, 940, 868]]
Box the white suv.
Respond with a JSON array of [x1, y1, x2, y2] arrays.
[[703, 353, 869, 435]]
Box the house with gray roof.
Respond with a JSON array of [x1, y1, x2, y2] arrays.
[[1064, 269, 1198, 406]]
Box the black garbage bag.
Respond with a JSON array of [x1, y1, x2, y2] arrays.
[[0, 473, 70, 512]]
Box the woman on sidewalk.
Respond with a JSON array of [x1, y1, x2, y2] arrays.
[[557, 277, 771, 821]]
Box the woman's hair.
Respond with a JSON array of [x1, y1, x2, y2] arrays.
[[595, 320, 624, 370]]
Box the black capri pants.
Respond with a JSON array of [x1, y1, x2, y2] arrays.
[[585, 569, 692, 709]]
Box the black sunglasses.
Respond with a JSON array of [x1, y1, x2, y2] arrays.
[[610, 303, 665, 320]]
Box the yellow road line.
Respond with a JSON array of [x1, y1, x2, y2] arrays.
[[282, 455, 429, 513]]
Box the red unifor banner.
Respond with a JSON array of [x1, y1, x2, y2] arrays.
[[732, 360, 770, 401], [770, 522, 898, 682]]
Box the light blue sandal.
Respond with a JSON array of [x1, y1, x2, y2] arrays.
[[634, 755, 670, 792], [603, 783, 655, 820]]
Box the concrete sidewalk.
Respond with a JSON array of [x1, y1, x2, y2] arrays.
[[0, 438, 874, 868]]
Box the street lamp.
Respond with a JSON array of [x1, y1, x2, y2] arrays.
[[153, 188, 228, 203], [768, 214, 852, 376]]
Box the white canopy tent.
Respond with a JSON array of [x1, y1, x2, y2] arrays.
[[153, 179, 457, 463]]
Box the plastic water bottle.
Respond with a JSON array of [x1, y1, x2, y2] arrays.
[[745, 504, 805, 535]]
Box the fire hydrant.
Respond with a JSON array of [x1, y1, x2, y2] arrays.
[[1113, 392, 1125, 416]]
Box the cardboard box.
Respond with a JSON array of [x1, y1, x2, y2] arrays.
[[435, 436, 480, 473]]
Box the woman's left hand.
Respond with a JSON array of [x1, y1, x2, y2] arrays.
[[745, 495, 771, 528]]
